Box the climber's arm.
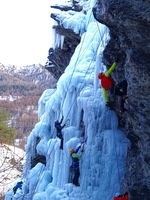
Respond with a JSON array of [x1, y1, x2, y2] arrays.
[[72, 152, 82, 158], [105, 62, 117, 77], [60, 116, 64, 124]]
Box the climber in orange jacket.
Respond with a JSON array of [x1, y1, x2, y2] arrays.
[[114, 192, 129, 200], [98, 61, 128, 113]]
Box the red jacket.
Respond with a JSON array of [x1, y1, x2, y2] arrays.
[[101, 75, 114, 90], [114, 194, 128, 200]]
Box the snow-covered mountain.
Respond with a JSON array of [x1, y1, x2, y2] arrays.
[[4, 0, 150, 200], [0, 63, 56, 89]]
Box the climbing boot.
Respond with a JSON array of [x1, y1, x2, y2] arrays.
[[72, 183, 80, 186], [122, 95, 128, 100], [75, 183, 80, 187], [119, 107, 127, 113]]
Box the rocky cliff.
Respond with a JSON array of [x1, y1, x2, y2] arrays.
[[93, 0, 150, 199], [45, 2, 81, 79]]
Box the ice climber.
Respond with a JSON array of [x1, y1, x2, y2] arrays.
[[114, 192, 129, 200], [13, 181, 23, 194], [98, 61, 128, 113], [69, 145, 83, 186], [55, 116, 65, 150]]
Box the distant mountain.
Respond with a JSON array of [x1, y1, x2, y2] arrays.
[[0, 63, 56, 147], [0, 63, 56, 97]]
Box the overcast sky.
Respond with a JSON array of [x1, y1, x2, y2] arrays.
[[0, 0, 54, 66]]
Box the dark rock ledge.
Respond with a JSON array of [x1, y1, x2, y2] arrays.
[[93, 0, 150, 199]]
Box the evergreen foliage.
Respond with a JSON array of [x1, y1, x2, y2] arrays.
[[0, 107, 16, 144]]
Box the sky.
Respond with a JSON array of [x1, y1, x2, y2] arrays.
[[0, 0, 54, 66]]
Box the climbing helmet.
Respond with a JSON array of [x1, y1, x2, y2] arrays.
[[69, 148, 74, 153], [98, 72, 104, 79], [55, 120, 59, 125], [115, 192, 120, 197]]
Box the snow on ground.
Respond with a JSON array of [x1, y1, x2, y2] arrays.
[[0, 143, 25, 197]]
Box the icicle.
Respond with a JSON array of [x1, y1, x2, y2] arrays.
[[60, 35, 64, 49]]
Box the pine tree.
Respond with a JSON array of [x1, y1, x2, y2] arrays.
[[0, 108, 16, 144]]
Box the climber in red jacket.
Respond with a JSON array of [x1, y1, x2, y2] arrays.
[[98, 61, 128, 113], [114, 192, 129, 200]]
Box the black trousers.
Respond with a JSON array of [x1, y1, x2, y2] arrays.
[[115, 80, 127, 109], [109, 80, 127, 109], [57, 133, 63, 150], [73, 167, 80, 185], [115, 80, 127, 96]]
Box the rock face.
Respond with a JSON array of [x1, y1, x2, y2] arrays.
[[45, 4, 81, 80], [46, 26, 80, 80], [93, 0, 150, 199]]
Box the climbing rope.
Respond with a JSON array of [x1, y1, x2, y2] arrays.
[[58, 9, 94, 120], [111, 111, 122, 192], [63, 53, 96, 125]]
